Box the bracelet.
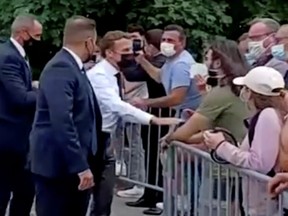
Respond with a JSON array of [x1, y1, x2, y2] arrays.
[[214, 140, 226, 151]]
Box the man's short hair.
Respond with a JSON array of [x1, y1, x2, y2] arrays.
[[11, 14, 37, 34], [127, 24, 145, 36], [248, 18, 280, 33], [63, 15, 96, 44], [164, 24, 186, 40], [145, 29, 163, 50], [238, 32, 248, 43], [100, 30, 129, 57]]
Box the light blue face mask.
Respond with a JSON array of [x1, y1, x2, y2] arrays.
[[271, 44, 287, 61], [244, 53, 256, 66]]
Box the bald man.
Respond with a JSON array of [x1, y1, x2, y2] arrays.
[[30, 16, 102, 216], [0, 14, 42, 216]]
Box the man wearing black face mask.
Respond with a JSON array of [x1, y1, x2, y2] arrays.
[[0, 14, 42, 216], [86, 31, 183, 216], [30, 16, 103, 216], [121, 29, 170, 215]]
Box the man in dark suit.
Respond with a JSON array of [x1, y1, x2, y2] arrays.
[[122, 29, 170, 215], [0, 14, 42, 216], [30, 16, 102, 216]]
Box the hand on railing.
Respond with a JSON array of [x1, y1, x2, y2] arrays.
[[203, 128, 238, 164], [203, 130, 226, 150], [159, 132, 173, 151], [268, 173, 288, 198]]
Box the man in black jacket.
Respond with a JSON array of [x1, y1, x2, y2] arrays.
[[122, 29, 169, 215]]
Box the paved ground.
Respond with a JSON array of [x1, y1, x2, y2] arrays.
[[111, 196, 146, 216], [6, 196, 146, 216]]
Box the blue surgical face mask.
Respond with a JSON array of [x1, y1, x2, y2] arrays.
[[244, 53, 255, 66], [271, 44, 287, 61]]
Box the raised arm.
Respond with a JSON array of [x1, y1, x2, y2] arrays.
[[136, 55, 162, 82]]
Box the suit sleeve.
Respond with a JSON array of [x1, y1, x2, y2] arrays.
[[0, 55, 36, 110], [41, 64, 89, 174]]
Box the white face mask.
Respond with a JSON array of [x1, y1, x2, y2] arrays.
[[248, 39, 266, 60], [160, 42, 176, 57]]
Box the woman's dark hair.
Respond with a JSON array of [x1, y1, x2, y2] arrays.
[[208, 38, 250, 70], [211, 49, 248, 96]]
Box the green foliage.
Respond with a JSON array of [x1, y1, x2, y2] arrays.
[[0, 0, 232, 48], [0, 0, 287, 61], [242, 0, 288, 22], [126, 0, 232, 55]]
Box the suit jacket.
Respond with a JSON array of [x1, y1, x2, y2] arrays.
[[0, 40, 36, 154], [30, 49, 102, 178], [122, 54, 167, 99]]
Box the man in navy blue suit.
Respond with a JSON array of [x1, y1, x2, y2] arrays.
[[0, 14, 42, 216], [30, 16, 102, 216]]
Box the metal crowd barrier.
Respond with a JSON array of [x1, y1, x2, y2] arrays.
[[115, 107, 174, 192], [163, 141, 288, 216]]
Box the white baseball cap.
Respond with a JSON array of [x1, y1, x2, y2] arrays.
[[233, 66, 285, 96]]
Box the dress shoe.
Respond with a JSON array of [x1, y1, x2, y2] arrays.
[[143, 207, 163, 215], [125, 198, 153, 208]]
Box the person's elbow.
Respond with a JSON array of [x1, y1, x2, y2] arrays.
[[168, 94, 185, 107], [10, 91, 37, 109]]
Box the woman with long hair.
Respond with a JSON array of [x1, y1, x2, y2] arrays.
[[163, 41, 250, 215]]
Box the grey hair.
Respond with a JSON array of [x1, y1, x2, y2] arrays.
[[11, 14, 36, 35], [248, 18, 280, 33]]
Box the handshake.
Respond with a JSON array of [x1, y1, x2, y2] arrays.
[[129, 97, 184, 126]]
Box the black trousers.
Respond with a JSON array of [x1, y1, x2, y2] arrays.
[[141, 107, 170, 206], [90, 133, 116, 216], [34, 174, 90, 216], [0, 152, 34, 216]]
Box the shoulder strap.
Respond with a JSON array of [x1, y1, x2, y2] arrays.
[[248, 111, 262, 146], [248, 111, 276, 177]]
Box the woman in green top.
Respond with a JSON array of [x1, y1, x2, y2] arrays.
[[168, 39, 249, 144], [164, 39, 250, 215]]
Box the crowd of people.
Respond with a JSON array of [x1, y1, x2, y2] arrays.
[[1, 12, 288, 216]]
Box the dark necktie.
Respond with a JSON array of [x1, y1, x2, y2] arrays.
[[115, 72, 123, 98], [81, 67, 98, 155]]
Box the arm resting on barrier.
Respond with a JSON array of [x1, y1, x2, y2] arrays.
[[186, 132, 205, 144], [169, 112, 210, 143], [216, 108, 281, 173]]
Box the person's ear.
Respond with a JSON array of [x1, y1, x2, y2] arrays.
[[105, 49, 113, 58]]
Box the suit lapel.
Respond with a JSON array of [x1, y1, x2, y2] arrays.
[[6, 41, 32, 87]]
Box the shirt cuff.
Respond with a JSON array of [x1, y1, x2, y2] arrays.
[[138, 111, 154, 125], [215, 141, 230, 160]]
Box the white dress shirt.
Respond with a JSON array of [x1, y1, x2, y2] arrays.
[[10, 37, 26, 58], [63, 47, 83, 69], [87, 59, 153, 133]]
